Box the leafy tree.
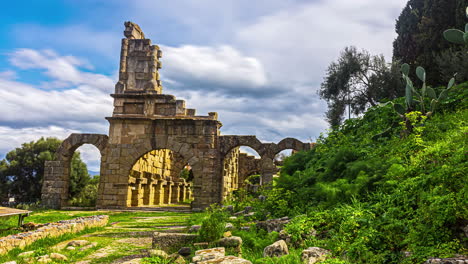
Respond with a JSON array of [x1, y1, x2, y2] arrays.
[[0, 137, 91, 203], [319, 46, 403, 127], [393, 0, 467, 84], [69, 152, 91, 199]]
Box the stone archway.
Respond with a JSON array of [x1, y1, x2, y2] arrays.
[[41, 22, 315, 210], [125, 148, 193, 207], [41, 134, 108, 209]]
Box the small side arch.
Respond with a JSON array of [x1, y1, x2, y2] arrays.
[[219, 135, 267, 157], [41, 133, 109, 209]]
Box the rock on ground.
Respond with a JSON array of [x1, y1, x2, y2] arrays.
[[301, 247, 329, 264], [148, 249, 169, 258], [67, 240, 90, 247], [37, 255, 52, 263], [217, 236, 243, 248], [50, 253, 68, 261], [192, 247, 251, 264], [263, 240, 289, 258], [193, 247, 226, 263], [424, 257, 468, 263], [178, 247, 191, 257], [256, 217, 290, 233], [17, 251, 34, 258], [79, 242, 98, 251]]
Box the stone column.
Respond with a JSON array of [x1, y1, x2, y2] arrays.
[[179, 180, 187, 202], [171, 182, 181, 204], [142, 173, 154, 206], [260, 157, 278, 186], [154, 180, 166, 205], [164, 181, 174, 204]]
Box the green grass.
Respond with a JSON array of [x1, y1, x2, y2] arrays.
[[0, 210, 192, 264]]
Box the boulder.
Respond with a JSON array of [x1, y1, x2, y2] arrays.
[[263, 240, 289, 258], [37, 255, 52, 263], [17, 251, 34, 258], [192, 247, 225, 263], [50, 253, 68, 261], [2, 261, 17, 264], [229, 216, 238, 220], [67, 240, 90, 247], [178, 247, 191, 257], [240, 226, 251, 231], [217, 236, 243, 248], [148, 249, 169, 258], [256, 218, 290, 233], [66, 246, 76, 250], [192, 247, 251, 264], [301, 247, 329, 264], [225, 223, 234, 230]]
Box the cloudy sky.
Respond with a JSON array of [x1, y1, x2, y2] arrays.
[[0, 0, 407, 172]]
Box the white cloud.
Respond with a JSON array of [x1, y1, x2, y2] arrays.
[[235, 0, 407, 86], [0, 49, 114, 173], [162, 45, 268, 93], [0, 126, 78, 158], [9, 49, 113, 91]]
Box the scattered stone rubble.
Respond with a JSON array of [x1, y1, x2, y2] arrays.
[[152, 232, 197, 252], [0, 215, 108, 255], [256, 217, 290, 233], [424, 256, 468, 263], [192, 247, 251, 264]]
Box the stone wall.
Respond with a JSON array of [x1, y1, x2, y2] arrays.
[[0, 215, 108, 255], [222, 147, 240, 199]]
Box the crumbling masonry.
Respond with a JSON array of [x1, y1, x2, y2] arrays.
[[41, 22, 311, 210]]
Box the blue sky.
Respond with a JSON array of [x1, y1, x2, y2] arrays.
[[0, 0, 407, 171]]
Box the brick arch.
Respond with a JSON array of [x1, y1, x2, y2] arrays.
[[41, 133, 108, 209], [119, 139, 203, 208], [264, 137, 311, 159], [120, 141, 199, 178], [55, 133, 109, 161], [219, 135, 267, 157]]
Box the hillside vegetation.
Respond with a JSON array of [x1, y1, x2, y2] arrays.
[[238, 82, 467, 263]]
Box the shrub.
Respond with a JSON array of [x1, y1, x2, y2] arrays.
[[198, 205, 228, 242]]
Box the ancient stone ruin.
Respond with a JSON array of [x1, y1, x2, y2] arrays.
[[41, 21, 311, 210]]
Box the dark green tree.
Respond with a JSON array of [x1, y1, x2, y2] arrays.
[[69, 152, 91, 199], [319, 46, 403, 127], [0, 137, 91, 203], [393, 0, 467, 84]]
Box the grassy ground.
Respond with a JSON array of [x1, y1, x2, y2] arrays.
[[0, 209, 193, 264]]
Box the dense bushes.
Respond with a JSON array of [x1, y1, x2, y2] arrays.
[[237, 83, 467, 263]]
